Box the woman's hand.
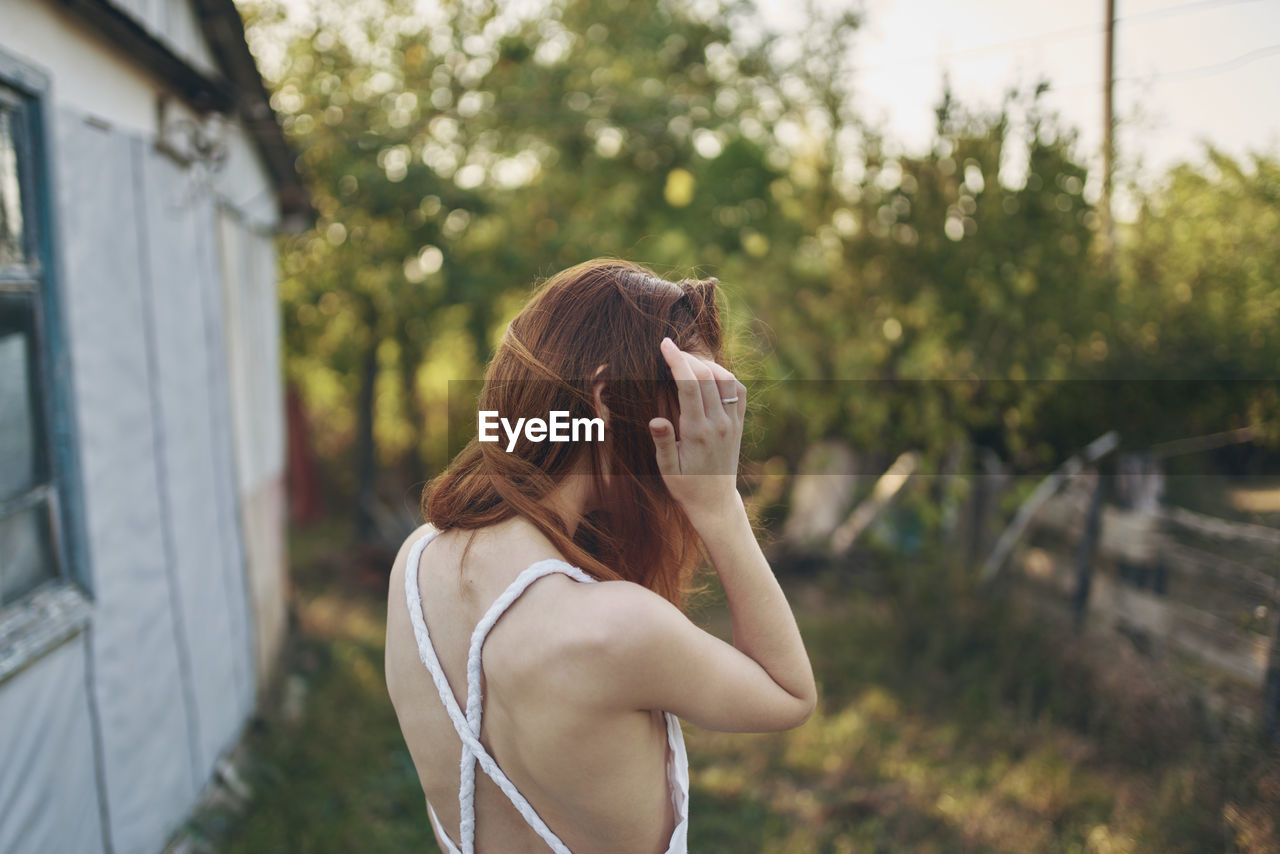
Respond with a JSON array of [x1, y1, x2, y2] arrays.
[[648, 337, 747, 527], [582, 339, 816, 730]]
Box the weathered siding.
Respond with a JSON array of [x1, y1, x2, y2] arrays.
[[55, 115, 203, 854], [216, 206, 288, 693], [0, 1, 288, 850], [136, 141, 256, 774], [0, 636, 104, 854]]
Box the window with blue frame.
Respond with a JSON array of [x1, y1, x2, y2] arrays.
[[0, 80, 68, 608]]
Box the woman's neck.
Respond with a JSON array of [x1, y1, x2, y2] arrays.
[[540, 470, 592, 537]]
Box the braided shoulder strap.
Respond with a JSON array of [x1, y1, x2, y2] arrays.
[[404, 532, 596, 854]]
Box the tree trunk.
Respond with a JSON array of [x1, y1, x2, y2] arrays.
[[285, 381, 324, 525], [354, 330, 379, 543]]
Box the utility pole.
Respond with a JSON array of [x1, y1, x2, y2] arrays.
[[1100, 0, 1116, 268]]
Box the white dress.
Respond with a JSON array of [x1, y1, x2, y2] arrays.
[[403, 527, 690, 854]]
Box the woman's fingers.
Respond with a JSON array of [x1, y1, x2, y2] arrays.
[[659, 337, 745, 430], [653, 339, 746, 484], [648, 416, 679, 475], [660, 337, 706, 420], [689, 356, 723, 421], [706, 362, 742, 419]]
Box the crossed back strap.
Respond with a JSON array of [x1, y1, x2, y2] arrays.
[[404, 529, 598, 854]]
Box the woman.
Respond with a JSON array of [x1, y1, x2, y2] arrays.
[[385, 258, 816, 854]]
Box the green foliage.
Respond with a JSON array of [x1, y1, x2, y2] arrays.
[[1103, 149, 1280, 443], [1116, 149, 1280, 379], [754, 87, 1107, 471], [257, 0, 815, 487], [248, 0, 1278, 502]]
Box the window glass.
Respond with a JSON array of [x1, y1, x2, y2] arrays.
[[0, 104, 25, 268], [0, 81, 65, 609], [0, 502, 54, 606], [0, 294, 40, 500]]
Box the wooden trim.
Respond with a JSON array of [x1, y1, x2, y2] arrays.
[[0, 582, 92, 685], [53, 0, 235, 113], [190, 0, 314, 224]]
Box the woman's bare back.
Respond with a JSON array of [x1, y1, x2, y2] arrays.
[[385, 519, 681, 854]]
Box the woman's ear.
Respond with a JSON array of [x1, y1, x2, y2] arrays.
[[591, 363, 609, 428]]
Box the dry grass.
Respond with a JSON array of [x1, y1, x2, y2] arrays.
[[177, 520, 1280, 853]]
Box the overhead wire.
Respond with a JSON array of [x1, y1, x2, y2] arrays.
[[846, 0, 1268, 75], [1053, 40, 1280, 90]]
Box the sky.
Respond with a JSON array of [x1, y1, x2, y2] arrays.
[[751, 0, 1280, 209], [258, 0, 1280, 214]]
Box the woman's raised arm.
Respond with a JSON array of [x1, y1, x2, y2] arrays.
[[568, 339, 817, 732]]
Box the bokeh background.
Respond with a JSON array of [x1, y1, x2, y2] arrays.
[[62, 0, 1280, 850]]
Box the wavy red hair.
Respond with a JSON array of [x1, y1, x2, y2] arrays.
[[421, 258, 724, 609]]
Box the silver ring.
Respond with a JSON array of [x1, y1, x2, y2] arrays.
[[720, 396, 739, 405]]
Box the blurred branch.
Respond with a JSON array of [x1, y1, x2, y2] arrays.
[[1148, 424, 1266, 459], [829, 451, 919, 556], [979, 430, 1120, 587]]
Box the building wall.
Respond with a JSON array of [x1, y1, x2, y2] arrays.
[[0, 1, 289, 852], [0, 636, 104, 854], [216, 206, 289, 694]]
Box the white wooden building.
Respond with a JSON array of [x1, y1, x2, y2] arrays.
[[0, 0, 310, 851]]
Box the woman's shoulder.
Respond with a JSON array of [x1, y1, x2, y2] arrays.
[[387, 522, 439, 589], [558, 579, 681, 645], [390, 520, 686, 684], [489, 576, 688, 700]]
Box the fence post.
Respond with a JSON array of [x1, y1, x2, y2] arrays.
[[1266, 602, 1280, 742], [966, 447, 1005, 569], [1071, 466, 1106, 633], [979, 431, 1119, 587]]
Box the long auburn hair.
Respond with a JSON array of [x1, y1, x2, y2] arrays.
[[422, 258, 724, 609]]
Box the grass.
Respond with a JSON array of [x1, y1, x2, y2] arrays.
[[178, 519, 1280, 853]]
